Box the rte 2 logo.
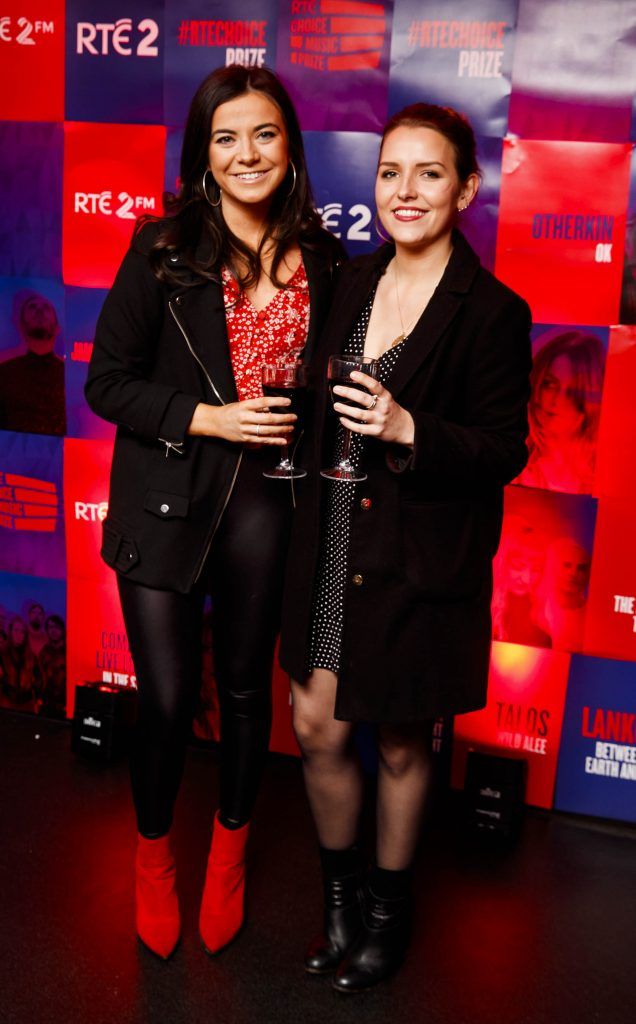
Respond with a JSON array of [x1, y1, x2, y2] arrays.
[[317, 203, 372, 242], [0, 17, 55, 44], [74, 191, 156, 219], [76, 19, 159, 57]]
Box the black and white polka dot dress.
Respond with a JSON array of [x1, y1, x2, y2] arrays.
[[309, 290, 407, 674]]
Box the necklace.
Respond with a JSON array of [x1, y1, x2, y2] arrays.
[[390, 260, 419, 348]]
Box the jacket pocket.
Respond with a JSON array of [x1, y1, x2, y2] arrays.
[[400, 499, 488, 600], [101, 517, 140, 573], [143, 490, 190, 519]]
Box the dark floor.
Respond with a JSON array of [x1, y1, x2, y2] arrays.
[[1, 711, 634, 1024]]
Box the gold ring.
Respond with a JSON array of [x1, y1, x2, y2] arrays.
[[369, 395, 378, 409]]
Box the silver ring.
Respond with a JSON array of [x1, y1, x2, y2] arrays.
[[256, 424, 261, 437], [369, 395, 378, 409]]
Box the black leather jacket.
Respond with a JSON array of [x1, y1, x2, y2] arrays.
[[85, 223, 343, 592]]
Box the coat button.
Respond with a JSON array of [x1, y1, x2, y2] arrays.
[[160, 504, 170, 513], [352, 573, 363, 586], [175, 295, 183, 305], [360, 498, 372, 510]]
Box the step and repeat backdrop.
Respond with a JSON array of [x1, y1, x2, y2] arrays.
[[1, 0, 635, 822]]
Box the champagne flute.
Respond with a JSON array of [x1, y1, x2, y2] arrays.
[[321, 354, 379, 482], [261, 361, 308, 479]]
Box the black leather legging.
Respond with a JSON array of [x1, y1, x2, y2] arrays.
[[118, 449, 293, 837]]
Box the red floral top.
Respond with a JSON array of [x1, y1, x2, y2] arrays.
[[222, 260, 310, 400]]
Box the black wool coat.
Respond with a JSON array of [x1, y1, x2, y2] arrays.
[[279, 232, 532, 723], [85, 223, 343, 593]]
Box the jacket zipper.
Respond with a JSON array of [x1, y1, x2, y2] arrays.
[[169, 298, 243, 586]]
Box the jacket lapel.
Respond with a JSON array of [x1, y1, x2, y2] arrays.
[[170, 279, 238, 405], [386, 231, 481, 400]]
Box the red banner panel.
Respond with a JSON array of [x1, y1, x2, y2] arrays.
[[0, 2, 65, 121], [63, 437, 113, 580], [495, 139, 631, 325], [452, 642, 571, 808], [584, 498, 636, 663], [594, 327, 636, 501], [62, 122, 166, 288]]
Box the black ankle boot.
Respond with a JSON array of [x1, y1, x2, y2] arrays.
[[304, 852, 362, 974], [332, 884, 411, 992]]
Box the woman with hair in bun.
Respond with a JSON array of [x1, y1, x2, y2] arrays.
[[280, 103, 532, 991]]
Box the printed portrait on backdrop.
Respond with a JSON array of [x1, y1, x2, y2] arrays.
[[513, 326, 607, 496], [0, 574, 67, 719], [492, 486, 596, 654], [0, 286, 66, 437]]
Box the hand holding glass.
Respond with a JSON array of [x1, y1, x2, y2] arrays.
[[261, 361, 308, 479], [321, 354, 379, 482]]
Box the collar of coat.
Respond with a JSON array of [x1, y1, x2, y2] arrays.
[[324, 230, 482, 402], [157, 233, 336, 406]]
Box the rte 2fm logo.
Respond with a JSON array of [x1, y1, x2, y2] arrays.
[[73, 191, 156, 219], [0, 16, 55, 44], [317, 202, 372, 243], [75, 18, 159, 57]]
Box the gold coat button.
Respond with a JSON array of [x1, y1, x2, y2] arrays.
[[360, 498, 372, 510], [352, 573, 363, 586]]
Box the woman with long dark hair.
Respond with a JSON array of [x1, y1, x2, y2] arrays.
[[86, 65, 343, 960], [280, 103, 532, 991]]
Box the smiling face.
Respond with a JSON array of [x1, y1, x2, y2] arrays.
[[375, 125, 478, 253], [208, 90, 290, 217]]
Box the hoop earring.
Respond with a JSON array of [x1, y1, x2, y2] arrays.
[[202, 169, 221, 207], [287, 161, 297, 198], [374, 211, 392, 244]]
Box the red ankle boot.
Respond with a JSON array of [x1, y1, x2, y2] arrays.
[[135, 834, 180, 959], [199, 813, 249, 955]]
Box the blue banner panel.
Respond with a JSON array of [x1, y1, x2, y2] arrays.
[[65, 0, 164, 124], [64, 286, 113, 440], [554, 654, 636, 823], [509, 0, 634, 143], [0, 431, 65, 579], [388, 0, 518, 136], [0, 123, 63, 278], [460, 135, 501, 271], [276, 0, 394, 132], [304, 131, 381, 256], [0, 571, 67, 718], [164, 0, 280, 128], [0, 278, 66, 437]]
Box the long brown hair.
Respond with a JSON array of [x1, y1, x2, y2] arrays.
[[142, 65, 331, 289]]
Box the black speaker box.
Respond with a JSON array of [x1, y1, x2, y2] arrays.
[[464, 751, 527, 839], [71, 682, 137, 761]]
